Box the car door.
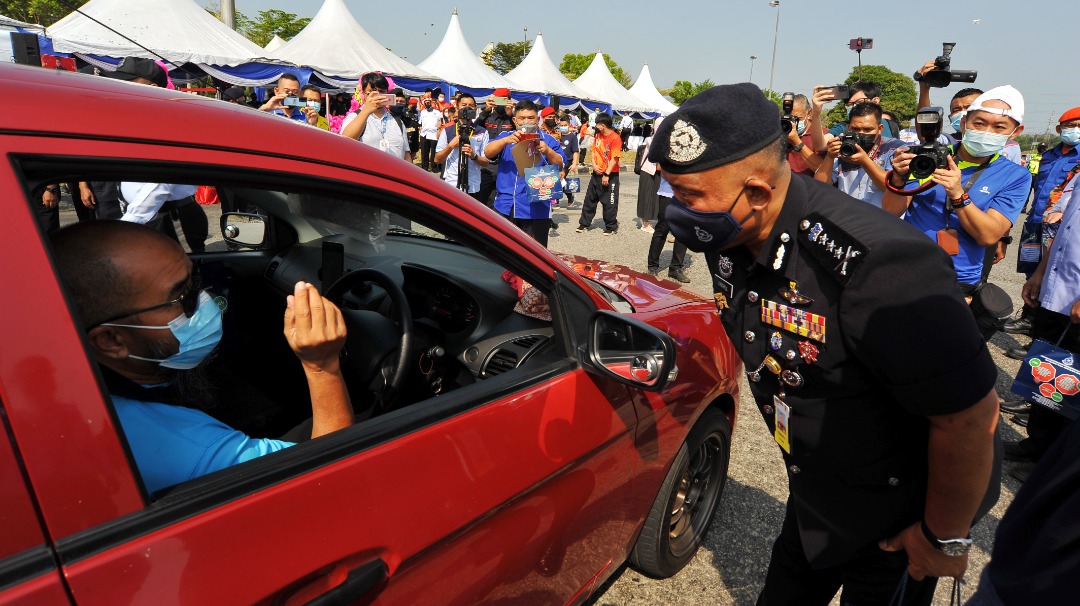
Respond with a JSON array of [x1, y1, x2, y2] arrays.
[[5, 137, 647, 605]]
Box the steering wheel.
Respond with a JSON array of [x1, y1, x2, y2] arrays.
[[324, 269, 414, 415]]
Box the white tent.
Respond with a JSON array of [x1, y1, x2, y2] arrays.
[[47, 0, 270, 66], [418, 10, 512, 91], [629, 63, 679, 116], [573, 52, 654, 113], [504, 33, 595, 102], [269, 0, 437, 83], [264, 35, 286, 53]]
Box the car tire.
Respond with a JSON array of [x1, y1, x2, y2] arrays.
[[629, 406, 731, 578]]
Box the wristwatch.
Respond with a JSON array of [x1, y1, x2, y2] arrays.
[[791, 142, 804, 152], [950, 192, 972, 210], [921, 520, 972, 557]]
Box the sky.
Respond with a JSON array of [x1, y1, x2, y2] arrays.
[[235, 0, 1078, 134]]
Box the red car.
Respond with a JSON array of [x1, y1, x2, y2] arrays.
[[0, 63, 741, 605]]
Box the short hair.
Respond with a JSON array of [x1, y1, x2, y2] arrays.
[[361, 72, 390, 92], [277, 73, 300, 86], [300, 84, 321, 96], [951, 88, 983, 103], [558, 114, 572, 123], [851, 81, 881, 100], [595, 113, 614, 128], [513, 99, 539, 115], [847, 101, 882, 122], [456, 92, 475, 106], [792, 94, 810, 112], [51, 221, 163, 327], [393, 88, 406, 99]]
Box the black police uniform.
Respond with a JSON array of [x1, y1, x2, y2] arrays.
[[707, 174, 1002, 603]]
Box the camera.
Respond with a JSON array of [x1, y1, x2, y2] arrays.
[[780, 92, 795, 134], [906, 107, 952, 179], [458, 107, 476, 123], [825, 85, 852, 102], [838, 134, 860, 158], [913, 43, 977, 88]]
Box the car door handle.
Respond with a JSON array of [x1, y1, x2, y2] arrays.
[[304, 558, 388, 606]]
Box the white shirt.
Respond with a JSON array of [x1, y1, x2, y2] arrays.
[[619, 115, 633, 130], [419, 108, 443, 140], [341, 110, 408, 160], [119, 183, 199, 224], [436, 126, 489, 194]]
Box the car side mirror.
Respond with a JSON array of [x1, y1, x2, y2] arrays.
[[586, 310, 677, 391], [220, 212, 266, 247]]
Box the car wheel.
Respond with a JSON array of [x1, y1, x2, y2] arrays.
[[629, 406, 731, 578]]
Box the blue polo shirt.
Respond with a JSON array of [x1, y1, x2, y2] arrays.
[[492, 130, 564, 220], [902, 150, 1030, 284], [113, 395, 294, 494], [271, 108, 307, 123], [1031, 144, 1080, 222]]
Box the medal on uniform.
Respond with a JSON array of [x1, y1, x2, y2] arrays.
[[713, 293, 729, 314], [761, 300, 827, 343], [781, 369, 804, 388], [761, 355, 783, 376], [717, 255, 734, 278], [773, 395, 791, 454], [769, 331, 783, 351], [778, 280, 813, 306], [798, 341, 820, 364]]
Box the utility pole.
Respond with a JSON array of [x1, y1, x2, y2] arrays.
[[768, 1, 780, 93]]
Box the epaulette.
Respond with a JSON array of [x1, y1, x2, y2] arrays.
[[798, 213, 869, 285]]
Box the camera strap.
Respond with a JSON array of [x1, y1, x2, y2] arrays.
[[943, 160, 990, 227]]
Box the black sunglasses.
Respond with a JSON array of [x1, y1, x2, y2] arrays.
[[88, 266, 202, 329]]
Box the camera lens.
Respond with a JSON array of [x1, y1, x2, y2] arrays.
[[839, 142, 857, 158], [910, 155, 936, 180], [781, 119, 793, 134]]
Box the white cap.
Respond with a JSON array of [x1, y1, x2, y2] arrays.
[[967, 85, 1025, 125]]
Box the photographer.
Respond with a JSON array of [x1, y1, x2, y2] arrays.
[[882, 86, 1031, 292], [473, 88, 517, 207], [783, 94, 824, 176], [814, 102, 903, 208], [340, 72, 411, 163], [434, 93, 490, 202], [809, 81, 896, 154]]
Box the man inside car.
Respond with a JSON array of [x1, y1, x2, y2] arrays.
[[52, 221, 354, 495]]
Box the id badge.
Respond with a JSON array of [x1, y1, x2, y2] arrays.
[[379, 138, 391, 153], [773, 395, 791, 454], [937, 228, 960, 256]]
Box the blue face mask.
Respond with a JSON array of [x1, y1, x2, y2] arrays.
[[664, 185, 753, 253], [109, 292, 224, 370], [796, 120, 808, 136], [1061, 127, 1080, 147], [962, 128, 1013, 158], [306, 101, 321, 112], [949, 112, 965, 132]]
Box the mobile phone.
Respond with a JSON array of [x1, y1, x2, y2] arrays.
[[825, 85, 852, 101], [493, 96, 509, 107], [282, 96, 305, 107], [378, 94, 394, 107]]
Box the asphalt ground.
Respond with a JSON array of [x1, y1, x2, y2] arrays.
[[56, 171, 1032, 605]]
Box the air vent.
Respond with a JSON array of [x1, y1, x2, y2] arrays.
[[264, 254, 284, 280], [512, 335, 541, 348], [484, 349, 519, 376]]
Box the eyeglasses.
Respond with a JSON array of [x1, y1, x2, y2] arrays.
[[89, 268, 202, 329]]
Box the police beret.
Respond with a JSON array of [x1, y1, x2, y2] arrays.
[[1060, 106, 1080, 124], [648, 83, 782, 174]]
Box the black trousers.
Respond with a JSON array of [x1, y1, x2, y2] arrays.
[[648, 195, 687, 272], [477, 169, 497, 208], [154, 197, 209, 254], [504, 207, 549, 248], [757, 499, 937, 606], [1023, 307, 1080, 455], [420, 138, 438, 171], [578, 173, 619, 231]]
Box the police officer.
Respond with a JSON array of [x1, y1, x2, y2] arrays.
[[649, 84, 1001, 605]]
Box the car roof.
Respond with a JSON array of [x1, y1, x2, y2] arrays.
[[0, 63, 418, 183]]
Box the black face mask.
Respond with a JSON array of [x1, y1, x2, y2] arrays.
[[855, 133, 878, 152], [494, 106, 507, 117], [544, 118, 556, 129]]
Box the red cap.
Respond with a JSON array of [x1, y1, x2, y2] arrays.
[[408, 98, 418, 105], [540, 107, 556, 118], [493, 87, 510, 98], [1059, 107, 1080, 124]]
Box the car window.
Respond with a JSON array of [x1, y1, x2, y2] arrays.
[[22, 161, 574, 505]]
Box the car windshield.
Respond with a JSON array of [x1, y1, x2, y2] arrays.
[[280, 190, 453, 245]]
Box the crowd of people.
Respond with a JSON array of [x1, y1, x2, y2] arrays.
[[38, 55, 1080, 605]]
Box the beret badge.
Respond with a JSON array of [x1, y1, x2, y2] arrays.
[[666, 119, 708, 165]]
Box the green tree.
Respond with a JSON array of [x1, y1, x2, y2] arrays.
[[661, 79, 716, 106], [559, 53, 631, 88], [481, 41, 531, 75], [205, 3, 253, 37], [1, 0, 68, 26], [821, 64, 917, 129], [243, 10, 310, 47]]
